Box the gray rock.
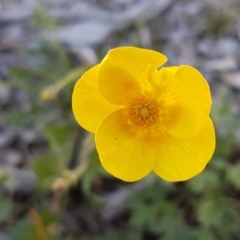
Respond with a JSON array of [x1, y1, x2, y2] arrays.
[[3, 167, 36, 195], [0, 232, 9, 240], [56, 0, 172, 47], [0, 0, 35, 23], [222, 72, 240, 88], [0, 83, 11, 106], [204, 57, 238, 72], [197, 38, 240, 58], [57, 22, 114, 47]]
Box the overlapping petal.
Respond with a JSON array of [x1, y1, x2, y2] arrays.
[[95, 108, 155, 182], [153, 118, 215, 182], [158, 66, 211, 139], [72, 64, 121, 133], [98, 47, 168, 105], [72, 46, 215, 183]]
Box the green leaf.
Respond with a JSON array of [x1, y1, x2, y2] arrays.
[[81, 228, 142, 240], [209, 157, 228, 171], [191, 227, 215, 240], [10, 217, 34, 240], [82, 150, 110, 192], [130, 203, 162, 228], [0, 195, 12, 222], [125, 181, 166, 229], [44, 122, 75, 148], [44, 122, 77, 167], [32, 154, 60, 187], [187, 170, 219, 194], [197, 197, 239, 230], [150, 205, 191, 240], [226, 164, 240, 189], [105, 229, 142, 240], [161, 220, 191, 240]]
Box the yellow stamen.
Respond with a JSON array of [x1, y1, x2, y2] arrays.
[[129, 97, 159, 127]]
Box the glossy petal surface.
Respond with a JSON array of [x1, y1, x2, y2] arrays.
[[72, 47, 215, 183], [72, 65, 121, 133], [153, 118, 215, 182], [158, 65, 211, 139], [95, 108, 155, 182], [98, 47, 168, 105]]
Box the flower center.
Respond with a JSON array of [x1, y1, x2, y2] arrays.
[[129, 97, 159, 127]]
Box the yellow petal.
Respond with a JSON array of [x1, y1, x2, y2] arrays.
[[95, 108, 155, 182], [159, 65, 212, 139], [72, 64, 121, 133], [98, 46, 168, 105], [164, 66, 179, 75], [153, 117, 215, 182]]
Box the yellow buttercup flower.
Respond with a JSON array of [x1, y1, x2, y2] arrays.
[[72, 47, 215, 182]]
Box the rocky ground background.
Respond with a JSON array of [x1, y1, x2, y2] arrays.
[[0, 0, 240, 239]]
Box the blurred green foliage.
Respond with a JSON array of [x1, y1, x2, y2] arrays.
[[1, 3, 240, 240]]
